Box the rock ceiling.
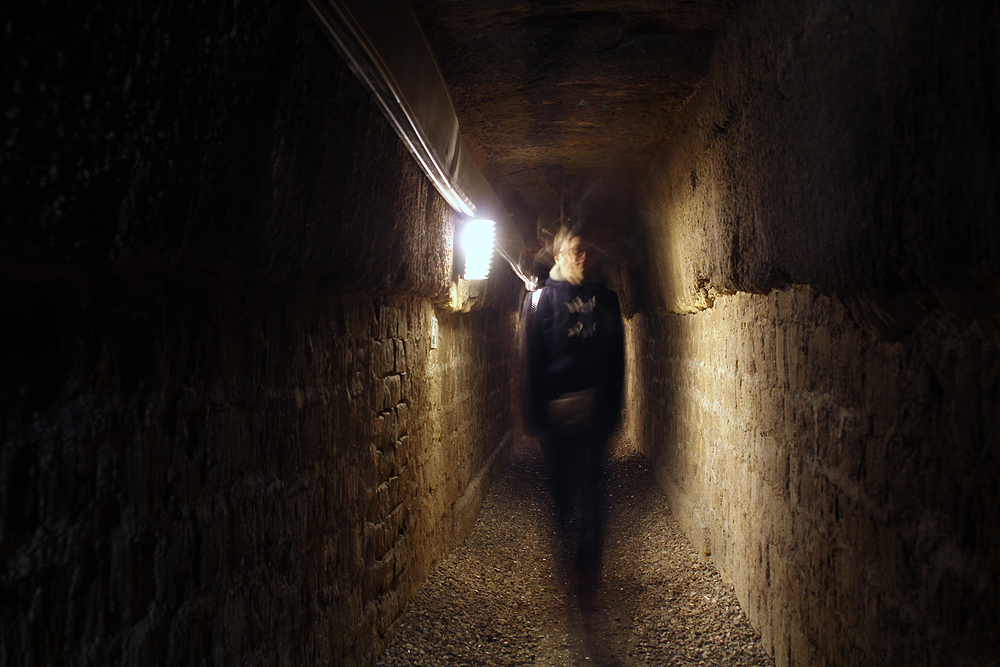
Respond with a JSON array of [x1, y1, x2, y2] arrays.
[[411, 0, 738, 251]]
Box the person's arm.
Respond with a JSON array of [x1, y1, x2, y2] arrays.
[[523, 289, 551, 434]]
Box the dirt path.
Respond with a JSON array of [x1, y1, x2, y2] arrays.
[[378, 440, 776, 666]]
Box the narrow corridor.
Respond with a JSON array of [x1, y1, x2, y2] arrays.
[[4, 1, 997, 664], [379, 440, 775, 667]]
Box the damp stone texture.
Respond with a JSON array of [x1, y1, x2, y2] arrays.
[[626, 0, 999, 665], [1, 3, 522, 665]]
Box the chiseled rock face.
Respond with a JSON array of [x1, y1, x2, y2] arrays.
[[625, 290, 999, 667], [1, 3, 521, 665], [635, 0, 999, 333], [627, 0, 1000, 665], [411, 0, 737, 249]]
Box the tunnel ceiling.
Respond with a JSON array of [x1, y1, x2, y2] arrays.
[[410, 0, 738, 250]]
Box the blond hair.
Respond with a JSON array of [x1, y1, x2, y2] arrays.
[[553, 224, 584, 257]]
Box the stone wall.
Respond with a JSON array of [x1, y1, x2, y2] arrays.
[[627, 0, 999, 665], [634, 0, 999, 331], [1, 285, 517, 665], [625, 290, 998, 667], [1, 3, 521, 665]]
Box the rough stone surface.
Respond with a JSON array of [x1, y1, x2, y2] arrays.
[[1, 4, 522, 665], [620, 1, 999, 665], [2, 1, 466, 298], [626, 0, 1000, 666], [412, 0, 739, 248], [633, 0, 999, 333], [625, 291, 999, 666], [1, 287, 518, 666]]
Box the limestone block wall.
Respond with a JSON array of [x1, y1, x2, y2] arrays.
[[634, 0, 999, 330], [1, 3, 521, 665], [625, 291, 998, 666], [1, 286, 517, 665], [626, 0, 1000, 665]]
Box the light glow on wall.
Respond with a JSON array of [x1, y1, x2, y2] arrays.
[[461, 219, 496, 280]]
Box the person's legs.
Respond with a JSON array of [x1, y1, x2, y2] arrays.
[[541, 433, 576, 557], [577, 437, 609, 576], [543, 424, 610, 609]]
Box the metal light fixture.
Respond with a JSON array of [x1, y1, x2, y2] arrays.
[[460, 219, 496, 280], [309, 0, 539, 295]]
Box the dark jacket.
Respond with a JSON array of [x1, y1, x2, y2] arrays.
[[522, 265, 625, 439]]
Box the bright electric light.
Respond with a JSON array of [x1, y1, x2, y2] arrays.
[[461, 219, 495, 280]]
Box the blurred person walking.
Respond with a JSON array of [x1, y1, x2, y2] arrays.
[[522, 225, 625, 609]]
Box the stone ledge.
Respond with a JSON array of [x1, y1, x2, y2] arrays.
[[451, 430, 517, 542]]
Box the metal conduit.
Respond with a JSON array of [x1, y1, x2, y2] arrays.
[[306, 0, 534, 288]]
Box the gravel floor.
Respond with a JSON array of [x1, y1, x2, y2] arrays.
[[379, 439, 776, 666]]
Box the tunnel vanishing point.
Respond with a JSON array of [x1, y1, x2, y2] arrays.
[[2, 0, 998, 665]]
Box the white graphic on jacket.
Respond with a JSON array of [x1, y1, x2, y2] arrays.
[[565, 295, 598, 338], [566, 296, 596, 313]]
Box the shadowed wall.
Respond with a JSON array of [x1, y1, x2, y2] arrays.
[[1, 3, 521, 665]]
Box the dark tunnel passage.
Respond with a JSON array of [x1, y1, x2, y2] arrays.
[[2, 1, 998, 666]]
